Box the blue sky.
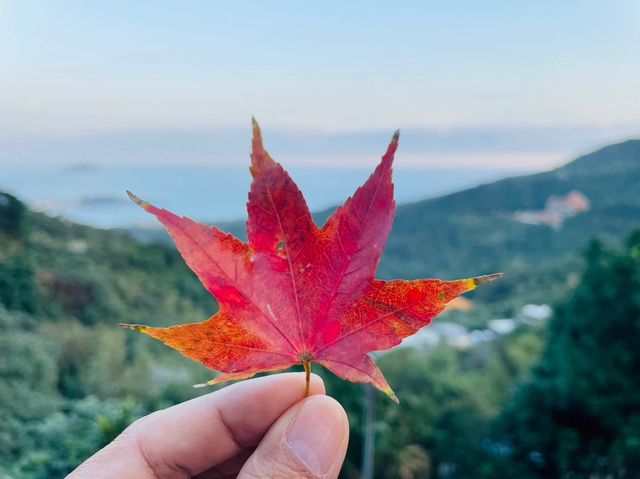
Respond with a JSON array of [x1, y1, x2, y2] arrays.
[[1, 1, 639, 168]]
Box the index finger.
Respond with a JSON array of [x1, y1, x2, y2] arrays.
[[69, 372, 325, 479]]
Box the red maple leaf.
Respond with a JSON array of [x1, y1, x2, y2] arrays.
[[122, 120, 500, 402]]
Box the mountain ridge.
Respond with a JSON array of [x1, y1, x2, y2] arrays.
[[373, 139, 640, 310]]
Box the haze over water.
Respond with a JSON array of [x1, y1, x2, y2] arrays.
[[1, 164, 518, 229]]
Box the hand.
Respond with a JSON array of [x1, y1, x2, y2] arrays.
[[68, 373, 349, 478]]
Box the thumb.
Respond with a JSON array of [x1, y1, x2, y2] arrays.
[[238, 395, 349, 479]]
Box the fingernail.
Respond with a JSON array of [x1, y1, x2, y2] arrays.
[[285, 396, 347, 476]]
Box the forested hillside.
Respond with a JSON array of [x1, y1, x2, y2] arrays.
[[379, 140, 640, 308], [1, 139, 638, 478], [0, 191, 218, 477]]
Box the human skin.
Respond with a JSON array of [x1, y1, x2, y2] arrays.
[[68, 373, 349, 478]]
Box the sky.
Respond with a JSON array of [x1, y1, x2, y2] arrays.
[[1, 0, 639, 169]]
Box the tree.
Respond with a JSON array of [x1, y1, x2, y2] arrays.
[[496, 230, 640, 478]]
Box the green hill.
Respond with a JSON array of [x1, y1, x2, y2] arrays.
[[378, 140, 640, 310]]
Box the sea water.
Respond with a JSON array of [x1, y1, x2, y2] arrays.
[[0, 165, 516, 229]]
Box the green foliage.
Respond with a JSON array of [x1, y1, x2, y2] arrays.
[[0, 192, 28, 239], [10, 397, 142, 479], [496, 232, 640, 478], [0, 253, 38, 313], [0, 196, 218, 477], [0, 194, 38, 313], [0, 308, 62, 467]]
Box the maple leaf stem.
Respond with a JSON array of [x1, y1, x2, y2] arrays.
[[303, 358, 312, 397]]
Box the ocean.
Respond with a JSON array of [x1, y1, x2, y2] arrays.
[[0, 165, 520, 229]]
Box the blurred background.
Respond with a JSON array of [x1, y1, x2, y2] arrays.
[[1, 1, 639, 478]]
